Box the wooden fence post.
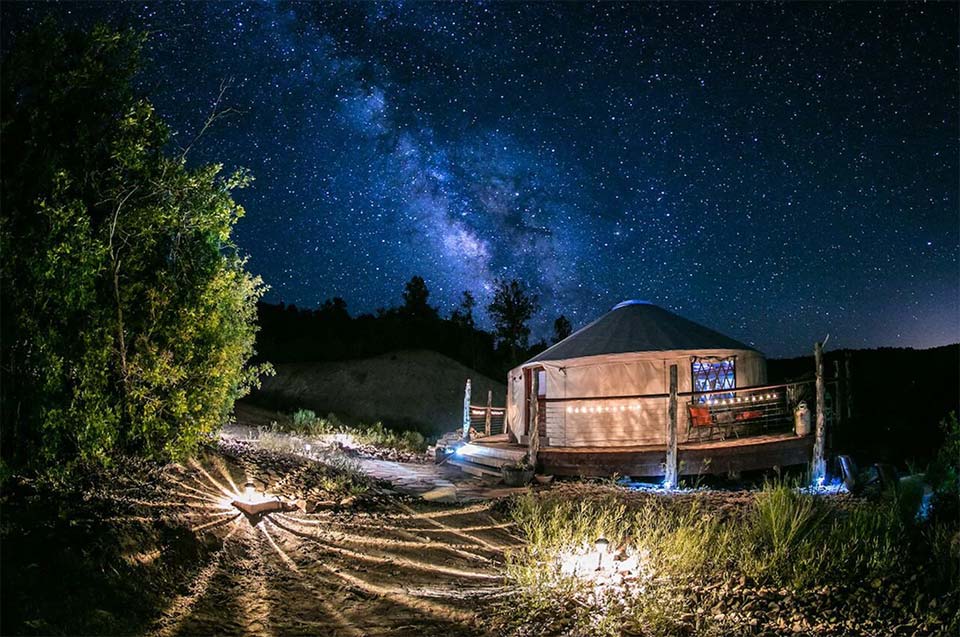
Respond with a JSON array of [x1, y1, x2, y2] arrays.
[[664, 364, 679, 489], [528, 372, 539, 469], [462, 378, 471, 441], [811, 342, 827, 484], [485, 389, 493, 437]]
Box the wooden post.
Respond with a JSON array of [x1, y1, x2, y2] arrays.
[[664, 364, 679, 489], [811, 342, 827, 484], [484, 389, 493, 437], [527, 371, 539, 469], [462, 378, 471, 441]]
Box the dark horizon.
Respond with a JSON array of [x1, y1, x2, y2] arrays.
[[4, 1, 957, 358]]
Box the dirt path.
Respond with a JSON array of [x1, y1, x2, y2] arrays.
[[145, 447, 519, 636]]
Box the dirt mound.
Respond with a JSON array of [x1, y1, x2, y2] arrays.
[[250, 350, 506, 435]]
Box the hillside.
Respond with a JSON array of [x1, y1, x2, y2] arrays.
[[247, 349, 506, 435], [769, 343, 959, 465]]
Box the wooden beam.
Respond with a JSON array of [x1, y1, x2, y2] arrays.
[[811, 342, 827, 484], [462, 378, 471, 441], [664, 364, 678, 488]]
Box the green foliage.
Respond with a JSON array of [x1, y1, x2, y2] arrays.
[[1, 22, 270, 470]]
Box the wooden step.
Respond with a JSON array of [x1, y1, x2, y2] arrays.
[[446, 456, 503, 479], [458, 442, 527, 465]]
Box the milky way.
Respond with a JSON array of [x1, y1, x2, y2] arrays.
[[3, 2, 957, 355]]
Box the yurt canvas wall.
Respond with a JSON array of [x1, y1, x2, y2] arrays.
[[506, 348, 766, 447]]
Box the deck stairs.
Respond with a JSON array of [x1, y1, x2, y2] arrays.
[[446, 440, 527, 479]]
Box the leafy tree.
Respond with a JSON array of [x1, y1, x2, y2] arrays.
[[488, 278, 539, 362], [553, 315, 573, 344], [0, 23, 270, 469], [400, 275, 438, 320], [450, 291, 476, 329]]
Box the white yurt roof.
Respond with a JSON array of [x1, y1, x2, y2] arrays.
[[526, 300, 759, 364]]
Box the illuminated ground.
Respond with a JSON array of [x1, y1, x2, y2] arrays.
[[144, 449, 518, 637]]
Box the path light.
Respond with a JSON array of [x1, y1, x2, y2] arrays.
[[595, 537, 609, 571], [244, 481, 256, 501]]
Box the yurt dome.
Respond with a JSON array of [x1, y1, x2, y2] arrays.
[[528, 300, 758, 364]]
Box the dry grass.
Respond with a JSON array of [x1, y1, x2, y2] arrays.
[[496, 481, 959, 636]]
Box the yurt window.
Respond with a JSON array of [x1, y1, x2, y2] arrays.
[[691, 357, 736, 393], [537, 370, 547, 396]]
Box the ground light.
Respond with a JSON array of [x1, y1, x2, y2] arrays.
[[594, 537, 609, 571], [557, 539, 653, 601], [231, 483, 297, 524]]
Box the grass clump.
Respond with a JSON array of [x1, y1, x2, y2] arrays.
[[278, 409, 427, 453], [498, 481, 959, 636]]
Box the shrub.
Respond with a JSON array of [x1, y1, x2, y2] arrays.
[[271, 409, 429, 453], [1, 23, 269, 470], [291, 409, 318, 431]]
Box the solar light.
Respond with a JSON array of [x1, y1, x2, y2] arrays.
[[244, 481, 256, 500], [595, 537, 610, 571]]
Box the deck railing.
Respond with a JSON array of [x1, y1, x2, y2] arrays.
[[461, 379, 837, 444], [469, 404, 506, 437], [542, 379, 835, 445], [684, 381, 815, 442]]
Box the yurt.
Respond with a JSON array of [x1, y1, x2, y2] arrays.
[[453, 300, 819, 478], [504, 300, 767, 448]]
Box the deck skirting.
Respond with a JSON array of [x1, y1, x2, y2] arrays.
[[470, 433, 813, 478]]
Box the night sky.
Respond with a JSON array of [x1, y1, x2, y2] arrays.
[[4, 2, 958, 356]]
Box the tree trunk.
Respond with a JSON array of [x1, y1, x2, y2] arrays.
[[811, 342, 827, 484]]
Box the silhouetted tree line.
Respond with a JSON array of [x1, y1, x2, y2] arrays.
[[255, 276, 552, 380], [767, 344, 959, 468]]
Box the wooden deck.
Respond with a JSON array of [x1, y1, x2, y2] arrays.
[[467, 432, 813, 478]]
